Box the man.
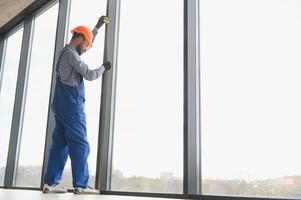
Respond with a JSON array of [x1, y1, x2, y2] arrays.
[[42, 16, 111, 194]]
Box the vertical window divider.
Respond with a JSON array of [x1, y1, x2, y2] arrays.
[[4, 17, 34, 188], [96, 0, 121, 191], [185, 0, 201, 196], [0, 37, 7, 95]]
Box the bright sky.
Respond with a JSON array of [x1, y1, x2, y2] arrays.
[[201, 0, 301, 180], [112, 0, 183, 178]]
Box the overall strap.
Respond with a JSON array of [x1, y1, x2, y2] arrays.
[[56, 47, 69, 77]]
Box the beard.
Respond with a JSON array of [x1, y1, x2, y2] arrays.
[[76, 44, 82, 55]]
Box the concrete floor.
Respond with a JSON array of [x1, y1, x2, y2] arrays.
[[0, 189, 184, 200]]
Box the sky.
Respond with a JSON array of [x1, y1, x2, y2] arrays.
[[112, 0, 183, 178], [200, 0, 301, 180]]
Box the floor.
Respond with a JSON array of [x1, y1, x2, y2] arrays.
[[0, 189, 183, 200]]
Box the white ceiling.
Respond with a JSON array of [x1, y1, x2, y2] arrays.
[[0, 0, 35, 28]]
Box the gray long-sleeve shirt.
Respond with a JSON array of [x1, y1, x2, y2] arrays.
[[58, 30, 105, 87]]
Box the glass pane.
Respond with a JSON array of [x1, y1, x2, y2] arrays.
[[62, 0, 107, 188], [111, 0, 183, 193], [0, 27, 24, 185], [15, 4, 59, 187], [200, 0, 301, 198]]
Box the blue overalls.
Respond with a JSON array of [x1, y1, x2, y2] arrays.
[[44, 47, 90, 188]]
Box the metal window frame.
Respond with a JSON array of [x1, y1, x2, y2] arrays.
[[0, 24, 24, 97], [99, 0, 200, 197], [97, 0, 188, 195], [41, 0, 71, 188], [0, 35, 7, 187], [0, 37, 7, 96], [0, 0, 62, 189], [4, 16, 34, 187], [96, 0, 121, 191], [12, 0, 60, 188], [0, 24, 23, 188], [184, 0, 201, 196], [32, 0, 59, 21]]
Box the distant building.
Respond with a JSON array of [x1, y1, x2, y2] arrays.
[[283, 176, 301, 186]]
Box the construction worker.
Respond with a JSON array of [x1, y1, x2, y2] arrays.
[[42, 16, 111, 194]]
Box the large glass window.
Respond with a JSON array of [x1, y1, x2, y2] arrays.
[[15, 4, 59, 187], [111, 0, 183, 193], [0, 27, 24, 185], [62, 0, 107, 188], [200, 0, 301, 198]]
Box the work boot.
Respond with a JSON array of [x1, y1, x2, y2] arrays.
[[43, 184, 67, 193], [74, 186, 99, 194]]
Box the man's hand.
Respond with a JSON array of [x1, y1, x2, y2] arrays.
[[102, 62, 111, 70], [95, 16, 110, 29]]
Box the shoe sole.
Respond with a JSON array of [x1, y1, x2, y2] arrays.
[[43, 188, 67, 194]]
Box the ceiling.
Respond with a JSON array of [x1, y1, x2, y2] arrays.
[[0, 0, 35, 28]]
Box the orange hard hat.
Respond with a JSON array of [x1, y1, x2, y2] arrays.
[[71, 26, 93, 48]]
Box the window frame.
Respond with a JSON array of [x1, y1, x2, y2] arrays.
[[14, 1, 60, 188]]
